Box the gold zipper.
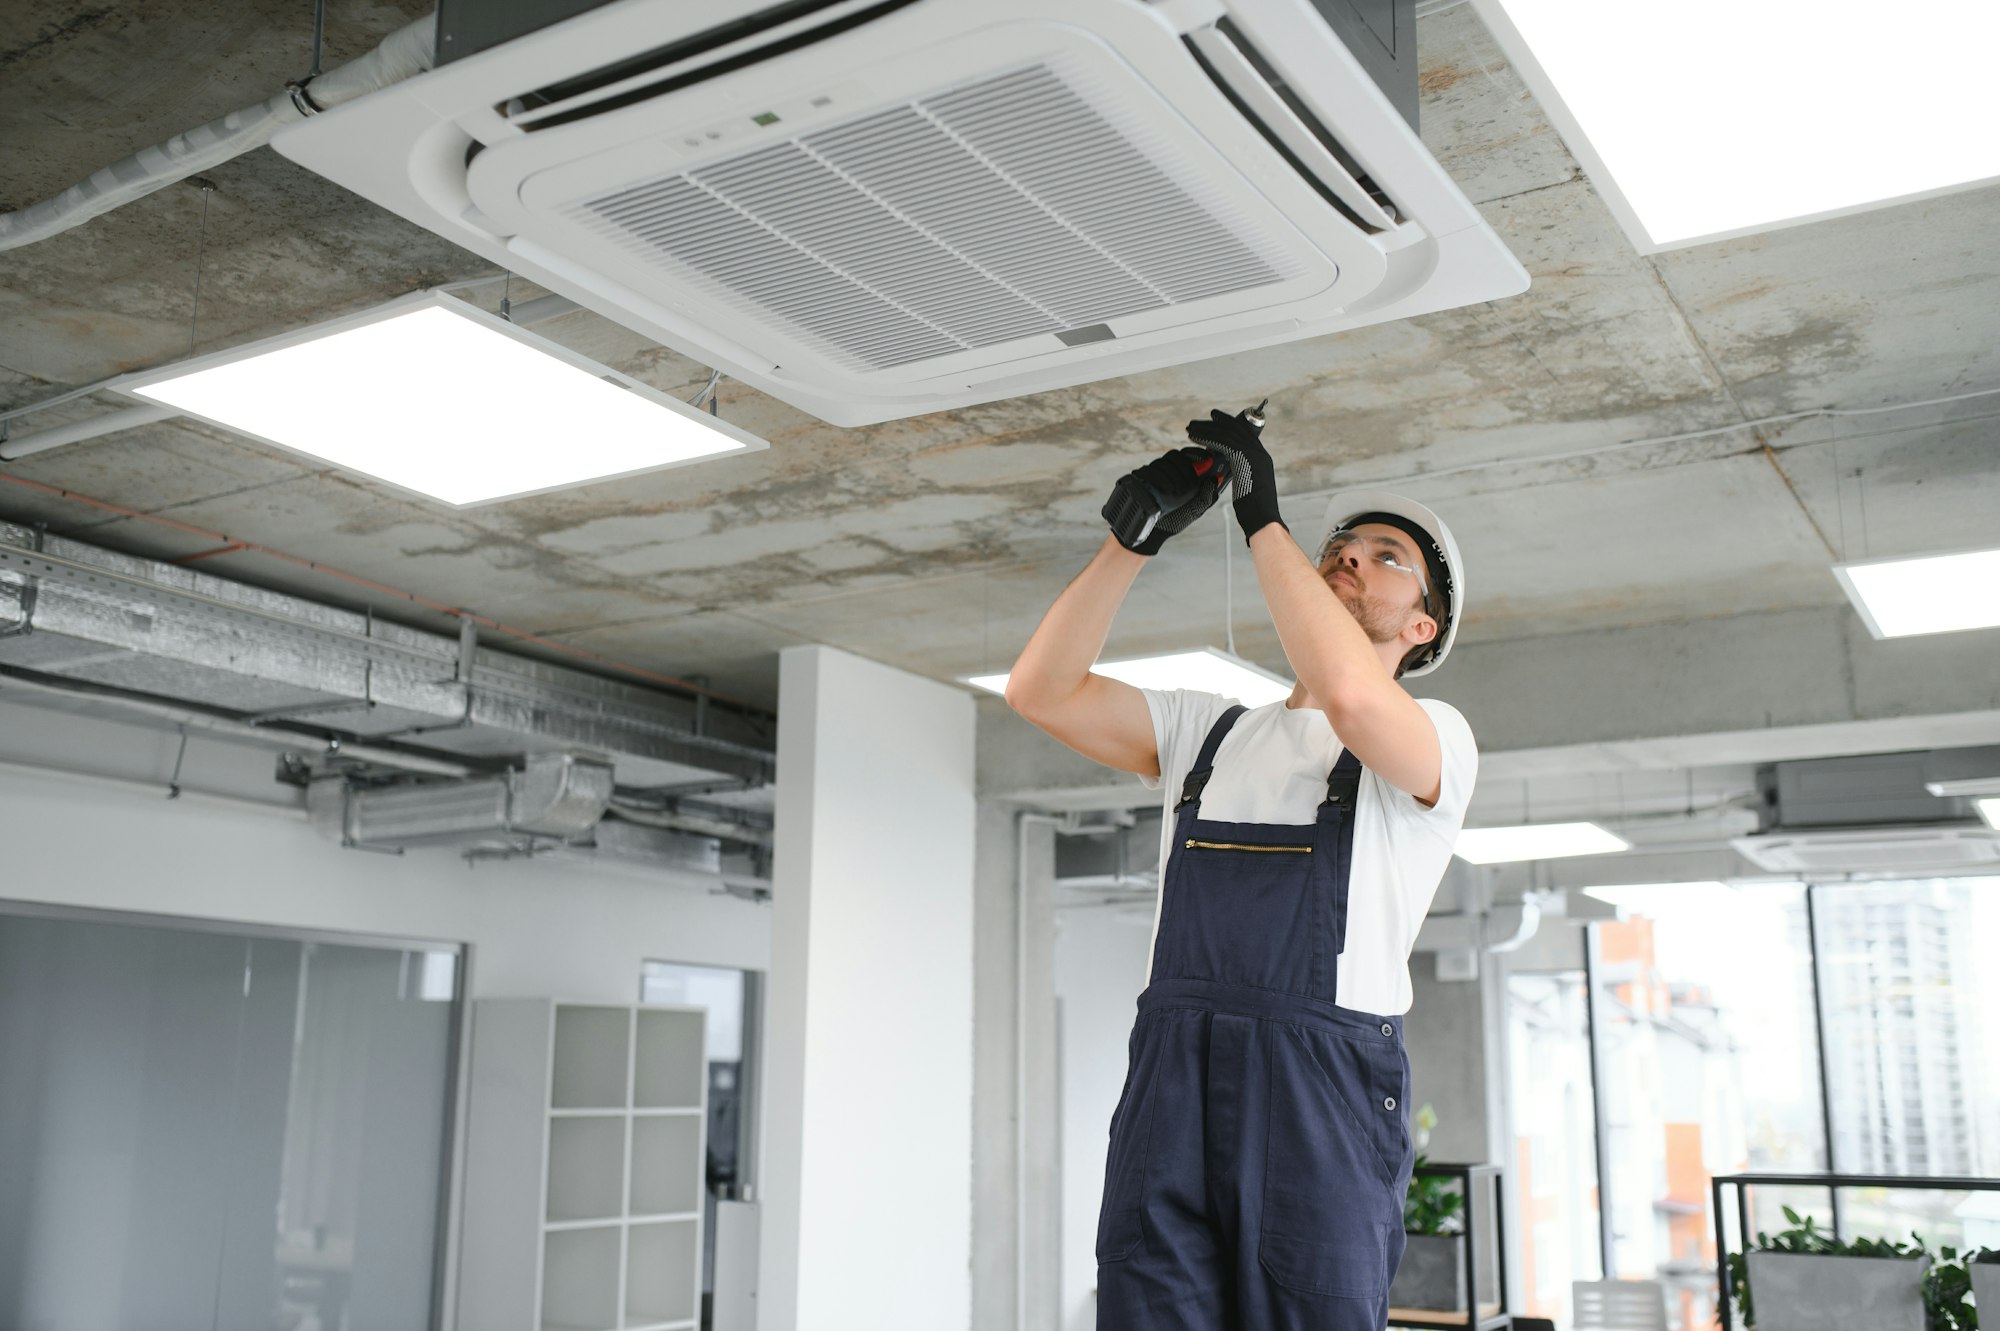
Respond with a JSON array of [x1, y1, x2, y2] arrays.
[[1184, 839, 1311, 854]]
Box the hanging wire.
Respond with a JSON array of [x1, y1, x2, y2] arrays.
[[1222, 501, 1237, 656], [187, 181, 214, 358], [1857, 464, 1872, 560], [688, 368, 723, 410], [307, 0, 327, 78], [166, 726, 189, 800]]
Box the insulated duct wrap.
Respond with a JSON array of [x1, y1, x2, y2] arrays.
[[308, 754, 615, 849], [0, 523, 773, 789]]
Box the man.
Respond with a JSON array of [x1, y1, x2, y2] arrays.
[[1005, 407, 1477, 1329]]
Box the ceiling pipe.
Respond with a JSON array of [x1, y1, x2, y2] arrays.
[[0, 14, 436, 253], [0, 667, 475, 778]]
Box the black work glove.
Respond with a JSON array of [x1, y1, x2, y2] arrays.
[[1103, 446, 1227, 556], [1186, 407, 1282, 543]]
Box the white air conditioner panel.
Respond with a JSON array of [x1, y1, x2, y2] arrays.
[[275, 0, 1528, 426], [469, 20, 1353, 396], [1732, 827, 2000, 875]]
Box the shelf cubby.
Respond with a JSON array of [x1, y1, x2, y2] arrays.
[[634, 1008, 705, 1110], [546, 1115, 626, 1224], [624, 1219, 699, 1329], [541, 1224, 620, 1331], [551, 1006, 631, 1110], [630, 1113, 703, 1219]]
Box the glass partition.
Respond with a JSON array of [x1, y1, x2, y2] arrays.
[[0, 904, 460, 1331]]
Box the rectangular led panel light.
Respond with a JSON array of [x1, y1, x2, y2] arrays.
[[1454, 820, 1630, 865], [118, 291, 767, 506], [968, 648, 1293, 708], [1832, 547, 2000, 639], [1471, 0, 2000, 251], [1979, 798, 2000, 832]]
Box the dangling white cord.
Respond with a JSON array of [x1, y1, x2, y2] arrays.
[[1222, 501, 1237, 657]]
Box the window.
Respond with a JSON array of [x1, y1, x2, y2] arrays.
[[1558, 874, 2000, 1328], [1507, 971, 1603, 1326], [1813, 878, 2000, 1247], [1583, 883, 1826, 1330]]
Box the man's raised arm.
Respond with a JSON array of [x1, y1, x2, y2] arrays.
[[1006, 446, 1227, 778]]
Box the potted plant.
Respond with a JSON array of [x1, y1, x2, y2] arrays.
[[1726, 1207, 1967, 1331], [1389, 1105, 1468, 1313]]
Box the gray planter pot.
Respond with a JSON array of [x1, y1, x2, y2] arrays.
[[1389, 1232, 1466, 1312], [1972, 1258, 2000, 1322], [1743, 1250, 1929, 1331]]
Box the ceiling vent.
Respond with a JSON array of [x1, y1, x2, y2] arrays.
[[1731, 827, 2000, 876], [273, 0, 1526, 426]]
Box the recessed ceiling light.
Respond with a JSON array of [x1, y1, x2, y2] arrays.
[[1454, 821, 1630, 864], [1472, 0, 2000, 251], [118, 292, 766, 506], [1832, 547, 2000, 638], [967, 648, 1292, 708], [1978, 798, 2000, 832], [1579, 880, 1732, 915]]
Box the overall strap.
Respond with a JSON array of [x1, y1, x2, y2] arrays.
[[1176, 705, 1248, 811], [1322, 746, 1364, 809]]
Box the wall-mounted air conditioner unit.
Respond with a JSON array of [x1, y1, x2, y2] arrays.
[[273, 0, 1526, 426]]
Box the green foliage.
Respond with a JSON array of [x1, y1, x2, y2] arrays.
[[1723, 1205, 1988, 1331], [1403, 1154, 1465, 1236]]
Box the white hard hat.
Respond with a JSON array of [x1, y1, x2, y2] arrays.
[[1315, 490, 1465, 677]]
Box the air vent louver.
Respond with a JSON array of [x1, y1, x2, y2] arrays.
[[572, 64, 1287, 371]]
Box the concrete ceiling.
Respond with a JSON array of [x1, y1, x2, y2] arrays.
[[4, 0, 1998, 767]]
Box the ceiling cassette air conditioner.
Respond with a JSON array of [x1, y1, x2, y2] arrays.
[[1732, 826, 2000, 876], [274, 0, 1527, 427]]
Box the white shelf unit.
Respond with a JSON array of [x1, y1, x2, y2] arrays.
[[459, 1000, 708, 1331]]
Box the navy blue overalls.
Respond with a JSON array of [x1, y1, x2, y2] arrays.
[[1097, 706, 1415, 1331]]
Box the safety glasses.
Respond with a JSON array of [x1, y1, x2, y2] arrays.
[[1319, 529, 1430, 596]]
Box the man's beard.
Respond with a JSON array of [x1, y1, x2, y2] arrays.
[[1332, 579, 1412, 644]]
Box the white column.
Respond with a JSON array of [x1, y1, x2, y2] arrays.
[[760, 646, 977, 1331]]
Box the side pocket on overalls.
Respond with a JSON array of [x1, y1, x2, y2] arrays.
[[1258, 1024, 1402, 1297], [1096, 1025, 1159, 1263]]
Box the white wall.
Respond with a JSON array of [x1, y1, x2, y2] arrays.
[[1052, 904, 1153, 1331], [0, 697, 774, 1331], [761, 646, 977, 1331], [0, 756, 770, 1004]]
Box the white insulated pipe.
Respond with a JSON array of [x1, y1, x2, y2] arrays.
[[0, 14, 435, 253]]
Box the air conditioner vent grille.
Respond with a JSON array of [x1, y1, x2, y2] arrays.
[[1732, 828, 2000, 874], [571, 63, 1288, 371]]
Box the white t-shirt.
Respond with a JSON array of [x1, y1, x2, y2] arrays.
[[1138, 689, 1478, 1015]]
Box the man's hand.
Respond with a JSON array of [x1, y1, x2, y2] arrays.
[[1187, 408, 1283, 543], [1104, 446, 1227, 555]]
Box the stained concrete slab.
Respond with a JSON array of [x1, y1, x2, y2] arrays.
[[2, 0, 1996, 731]]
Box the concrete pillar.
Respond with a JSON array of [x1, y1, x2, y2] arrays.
[[761, 647, 977, 1331]]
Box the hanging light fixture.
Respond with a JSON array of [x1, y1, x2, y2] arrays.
[[1454, 821, 1631, 864], [118, 290, 766, 506], [1833, 546, 2000, 639]]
